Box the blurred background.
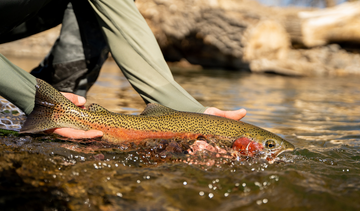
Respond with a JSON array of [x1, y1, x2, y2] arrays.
[[1, 0, 360, 77]]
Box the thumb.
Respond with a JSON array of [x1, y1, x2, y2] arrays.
[[61, 93, 86, 107]]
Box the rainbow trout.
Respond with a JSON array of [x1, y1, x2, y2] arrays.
[[21, 79, 295, 162]]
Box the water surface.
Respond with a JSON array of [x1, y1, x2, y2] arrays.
[[0, 59, 359, 210]]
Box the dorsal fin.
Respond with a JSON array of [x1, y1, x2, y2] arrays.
[[88, 103, 111, 114], [140, 103, 177, 116]]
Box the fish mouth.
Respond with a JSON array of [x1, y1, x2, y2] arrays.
[[264, 145, 295, 164]]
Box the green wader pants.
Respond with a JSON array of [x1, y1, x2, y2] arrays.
[[0, 0, 206, 116]]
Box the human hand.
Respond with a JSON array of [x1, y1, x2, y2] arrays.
[[204, 107, 246, 121], [45, 93, 104, 139]]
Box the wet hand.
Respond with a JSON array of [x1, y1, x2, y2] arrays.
[[204, 107, 246, 121], [46, 93, 104, 139]]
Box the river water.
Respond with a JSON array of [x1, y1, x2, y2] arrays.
[[0, 59, 359, 210]]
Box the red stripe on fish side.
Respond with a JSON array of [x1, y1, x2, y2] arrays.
[[94, 125, 204, 143]]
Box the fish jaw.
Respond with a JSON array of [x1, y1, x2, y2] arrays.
[[263, 140, 295, 163]]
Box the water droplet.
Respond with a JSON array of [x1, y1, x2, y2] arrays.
[[263, 198, 268, 203], [199, 191, 204, 196], [183, 181, 187, 185], [208, 193, 214, 198], [208, 184, 213, 189], [137, 180, 141, 183]]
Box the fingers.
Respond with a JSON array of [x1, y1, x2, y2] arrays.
[[47, 128, 104, 139], [61, 92, 86, 107], [50, 94, 100, 139], [204, 107, 247, 121]]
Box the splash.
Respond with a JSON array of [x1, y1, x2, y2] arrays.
[[0, 98, 26, 131]]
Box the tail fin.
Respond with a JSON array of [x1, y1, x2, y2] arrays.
[[20, 79, 78, 133]]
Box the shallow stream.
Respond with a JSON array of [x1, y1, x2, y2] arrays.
[[0, 59, 359, 210]]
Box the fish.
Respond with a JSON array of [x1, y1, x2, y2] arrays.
[[20, 79, 295, 162]]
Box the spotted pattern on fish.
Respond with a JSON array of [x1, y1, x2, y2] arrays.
[[20, 79, 295, 157]]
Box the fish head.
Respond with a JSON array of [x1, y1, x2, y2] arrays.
[[232, 127, 295, 163]]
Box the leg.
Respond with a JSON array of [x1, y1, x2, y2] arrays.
[[31, 2, 109, 97], [88, 0, 206, 112]]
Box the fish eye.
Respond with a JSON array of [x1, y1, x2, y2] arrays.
[[265, 140, 276, 149]]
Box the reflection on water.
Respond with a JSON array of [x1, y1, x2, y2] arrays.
[[0, 58, 359, 210]]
